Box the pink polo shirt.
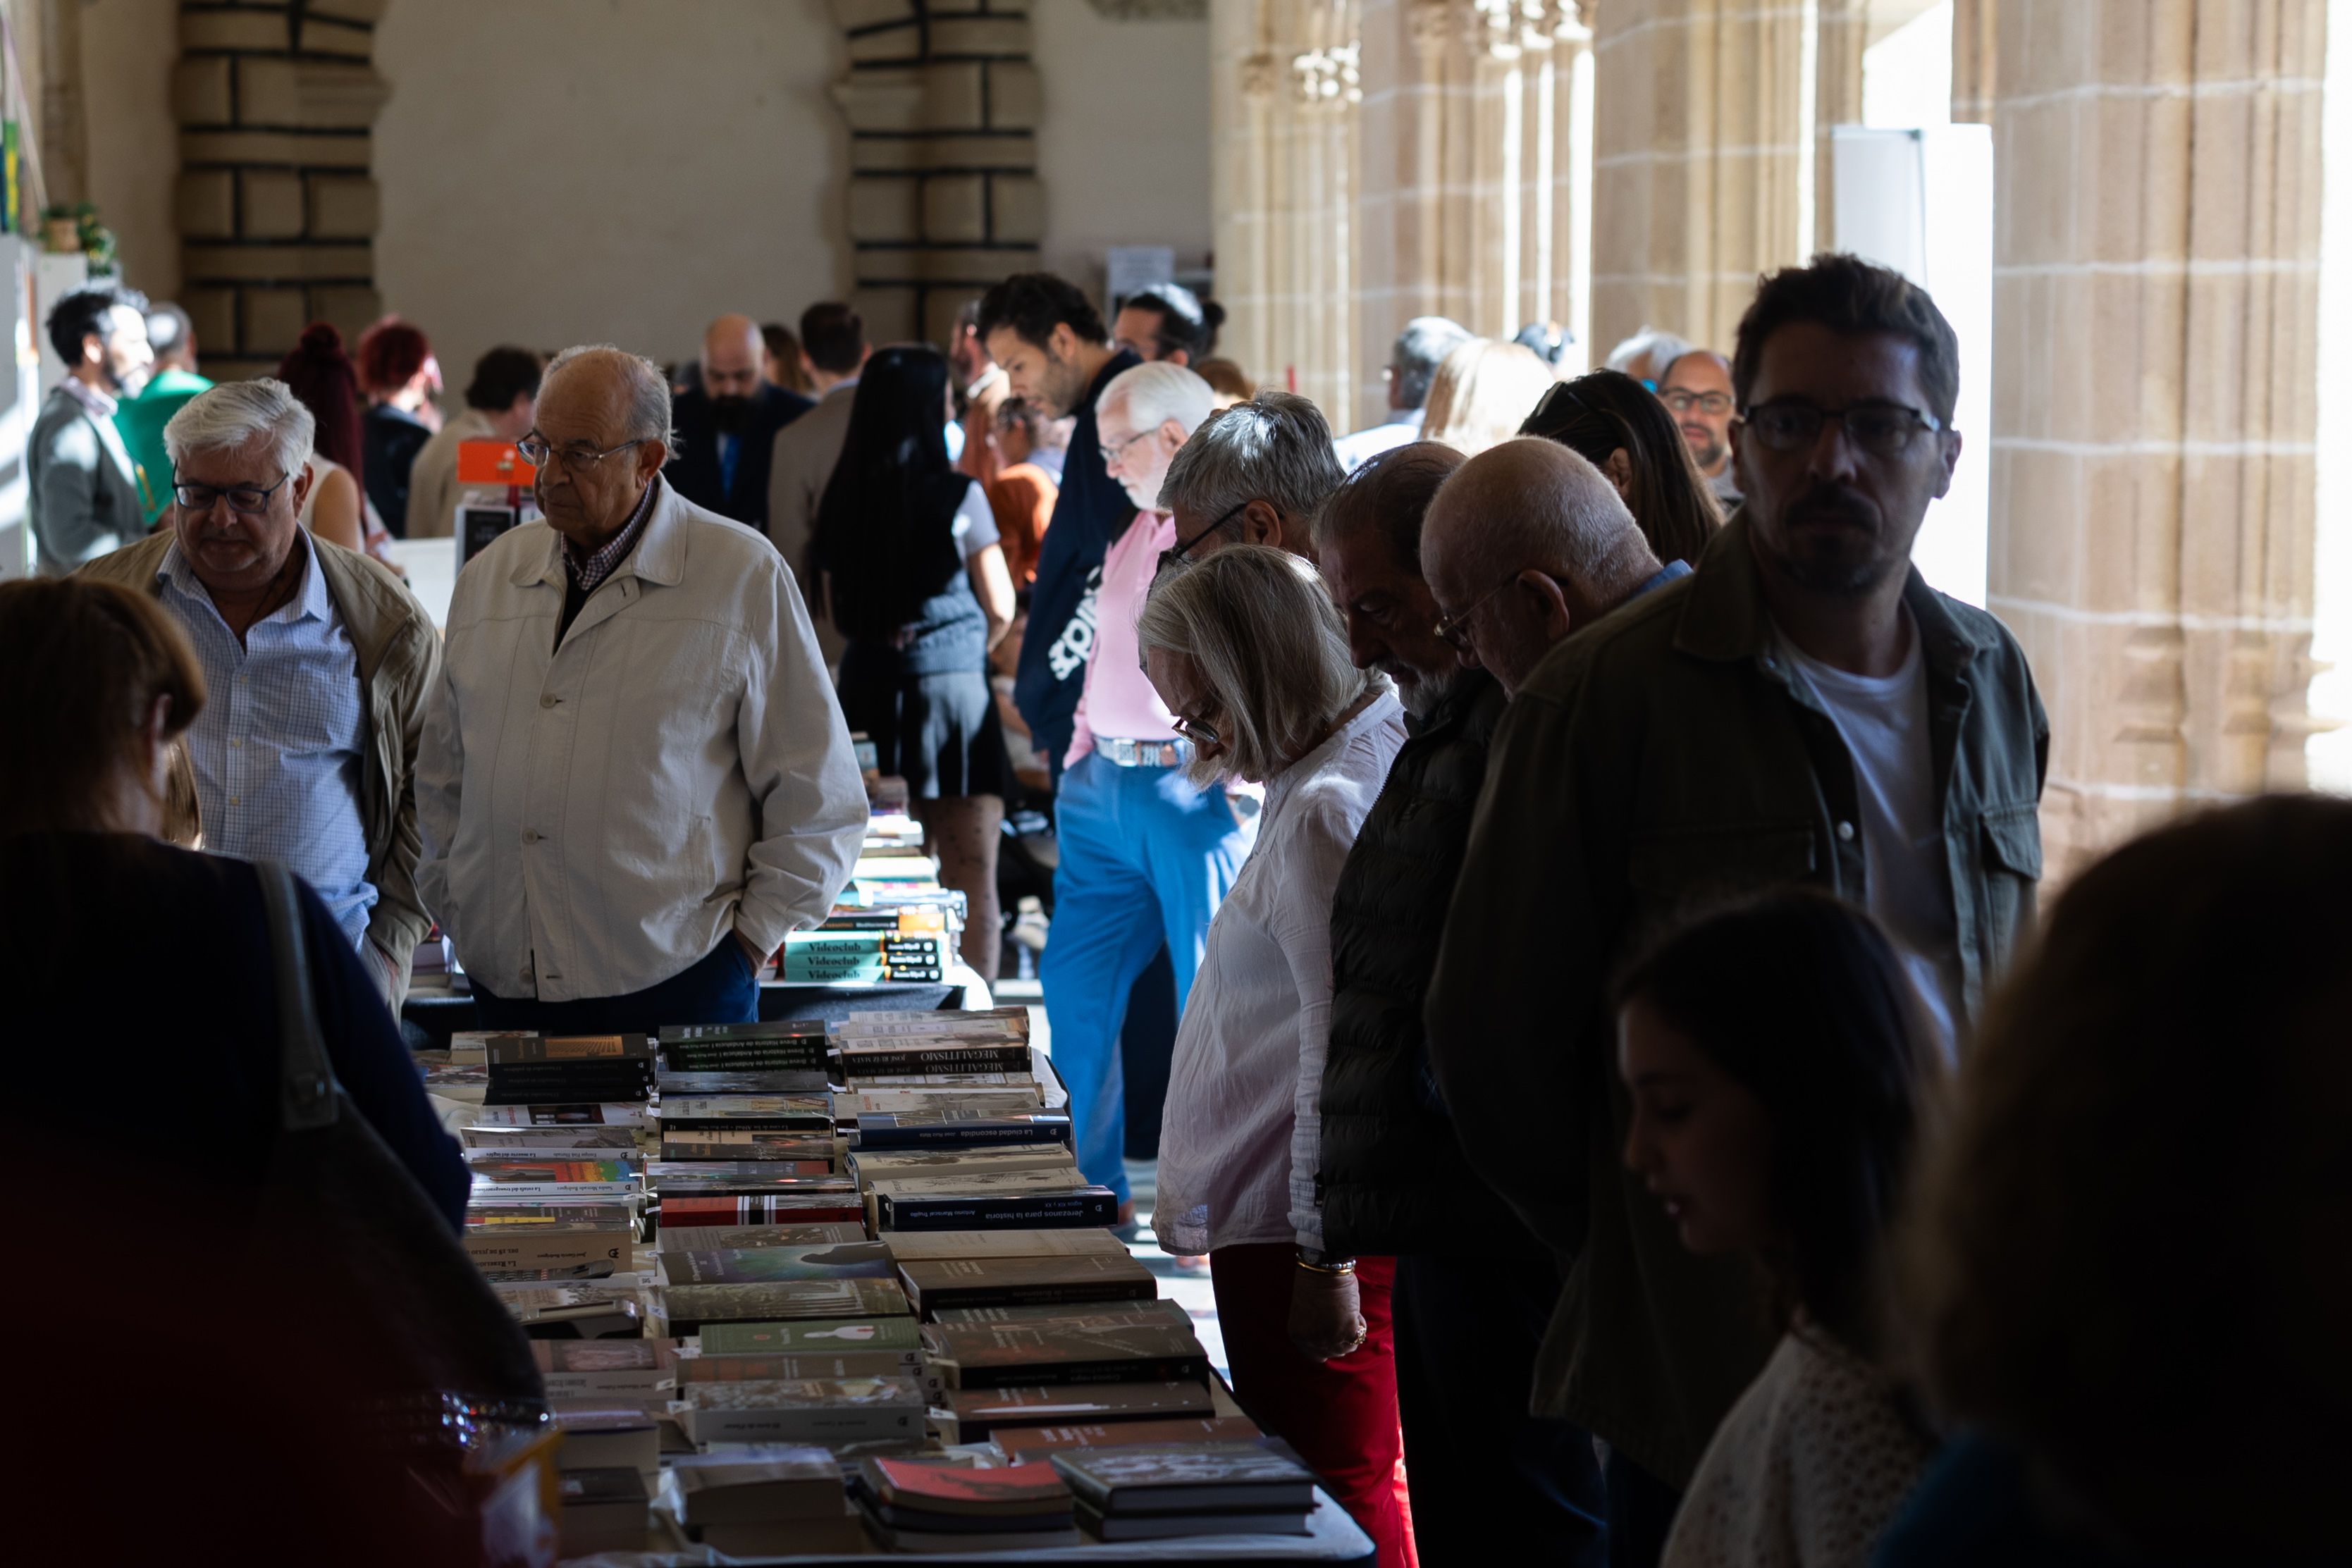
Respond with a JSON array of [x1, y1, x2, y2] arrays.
[[1066, 510, 1182, 769]]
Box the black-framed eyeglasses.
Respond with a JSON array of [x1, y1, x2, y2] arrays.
[[1658, 388, 1733, 416], [516, 433, 648, 474], [173, 471, 294, 514], [1737, 397, 1943, 457], [1432, 573, 1524, 652], [1157, 499, 1251, 572]]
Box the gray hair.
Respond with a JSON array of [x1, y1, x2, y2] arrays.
[[161, 378, 316, 481], [543, 343, 676, 448], [1156, 391, 1345, 533], [1136, 543, 1377, 787], [1604, 325, 1695, 378], [1100, 361, 1216, 443], [1391, 316, 1474, 409]]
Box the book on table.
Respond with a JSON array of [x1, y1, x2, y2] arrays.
[[656, 1020, 830, 1075], [836, 1087, 1043, 1117], [930, 1298, 1197, 1329], [653, 1094, 832, 1133], [848, 1109, 1074, 1152], [895, 1252, 1159, 1319], [656, 1130, 836, 1166], [1049, 1443, 1319, 1539], [877, 1226, 1126, 1264], [653, 1221, 866, 1254], [644, 1164, 855, 1199], [656, 1193, 866, 1227], [653, 1068, 830, 1097], [555, 1466, 650, 1557], [651, 1276, 911, 1336], [655, 1240, 897, 1288], [930, 1380, 1219, 1443], [468, 1101, 648, 1129], [921, 1316, 1210, 1390], [672, 1376, 928, 1445], [849, 1454, 1079, 1552], [679, 1347, 938, 1393], [848, 1144, 1077, 1185], [532, 1338, 679, 1402], [550, 1405, 660, 1471], [461, 1123, 639, 1151], [991, 1414, 1264, 1462], [875, 1182, 1118, 1233], [494, 1282, 644, 1339], [697, 1314, 924, 1355], [660, 1444, 843, 1526]]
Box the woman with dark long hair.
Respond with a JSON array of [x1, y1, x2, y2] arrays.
[[1521, 367, 1722, 567], [811, 345, 1017, 980], [1613, 890, 1942, 1568], [275, 323, 395, 565]]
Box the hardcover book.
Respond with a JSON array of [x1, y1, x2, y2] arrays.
[[657, 1241, 897, 1288], [897, 1254, 1158, 1318], [1047, 1443, 1317, 1513], [921, 1317, 1209, 1390], [653, 1277, 911, 1335], [698, 1315, 923, 1355]]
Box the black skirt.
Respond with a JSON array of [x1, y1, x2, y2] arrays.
[[837, 643, 1014, 801]]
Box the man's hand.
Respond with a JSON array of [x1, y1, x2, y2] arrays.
[[734, 929, 772, 973], [1288, 1263, 1367, 1362]]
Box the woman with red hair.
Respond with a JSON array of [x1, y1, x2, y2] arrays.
[[275, 323, 396, 566], [355, 316, 440, 531]]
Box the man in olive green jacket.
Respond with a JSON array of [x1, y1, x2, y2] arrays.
[[1424, 256, 2047, 1560]]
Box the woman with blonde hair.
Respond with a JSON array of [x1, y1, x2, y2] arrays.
[[1138, 544, 1413, 1567], [1420, 338, 1560, 456]]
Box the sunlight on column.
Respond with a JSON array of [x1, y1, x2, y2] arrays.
[[2312, 0, 2352, 794]]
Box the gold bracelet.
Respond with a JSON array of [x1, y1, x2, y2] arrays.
[[1295, 1253, 1356, 1276]]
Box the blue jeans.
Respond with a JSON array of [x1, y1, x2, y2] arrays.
[[472, 937, 758, 1035], [1394, 1252, 1608, 1566], [1042, 753, 1256, 1201]]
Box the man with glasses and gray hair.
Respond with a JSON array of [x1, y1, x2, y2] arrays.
[[1331, 316, 1474, 472], [79, 377, 443, 1005], [418, 345, 867, 1032], [1157, 390, 1347, 567]]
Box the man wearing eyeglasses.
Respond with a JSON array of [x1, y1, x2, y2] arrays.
[[1654, 349, 1741, 510], [1425, 254, 2047, 1567], [78, 378, 443, 1006], [417, 345, 867, 1033]]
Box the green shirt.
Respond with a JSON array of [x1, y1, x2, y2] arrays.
[[113, 367, 212, 525]]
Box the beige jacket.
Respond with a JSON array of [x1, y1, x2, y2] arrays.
[[765, 381, 858, 666], [80, 531, 443, 1006], [404, 407, 498, 539]]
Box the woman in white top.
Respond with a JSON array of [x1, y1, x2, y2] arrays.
[[1615, 891, 1945, 1568], [1136, 544, 1411, 1568]]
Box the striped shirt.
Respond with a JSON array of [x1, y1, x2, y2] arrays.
[[158, 532, 376, 950]]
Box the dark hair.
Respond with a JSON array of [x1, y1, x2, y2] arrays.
[[1522, 369, 1720, 567], [146, 302, 195, 359], [1123, 283, 1224, 361], [1907, 796, 2352, 1558], [1616, 890, 1938, 1350], [1311, 440, 1465, 573], [0, 577, 204, 834], [761, 323, 812, 393], [464, 346, 542, 412], [810, 345, 970, 641], [1733, 252, 1960, 425], [46, 282, 149, 366], [355, 317, 431, 395], [993, 395, 1044, 444], [975, 273, 1107, 354], [798, 302, 868, 376], [276, 323, 366, 484]]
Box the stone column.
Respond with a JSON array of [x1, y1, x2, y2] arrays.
[[1587, 0, 1809, 357], [1985, 0, 2327, 877], [173, 0, 389, 379], [1813, 0, 1867, 250], [830, 0, 1043, 347], [1951, 0, 1998, 123]]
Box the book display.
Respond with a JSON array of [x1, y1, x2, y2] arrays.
[[405, 987, 1374, 1562]]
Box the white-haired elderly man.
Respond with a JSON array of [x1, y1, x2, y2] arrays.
[[417, 345, 867, 1034], [79, 377, 442, 1006], [1042, 360, 1255, 1221]]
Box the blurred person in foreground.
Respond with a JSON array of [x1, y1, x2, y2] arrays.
[[114, 301, 211, 528], [669, 312, 813, 531], [1138, 544, 1412, 1567], [30, 281, 152, 576], [1334, 316, 1474, 471], [1040, 360, 1246, 1215], [80, 378, 441, 1006], [356, 317, 441, 531], [1426, 255, 2046, 1567], [419, 345, 867, 1031], [1521, 367, 1723, 569], [811, 346, 1018, 981], [1421, 338, 1560, 457], [1616, 892, 1942, 1568], [404, 345, 542, 540], [1883, 796, 2352, 1568]]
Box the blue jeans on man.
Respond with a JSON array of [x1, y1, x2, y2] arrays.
[[472, 937, 759, 1035], [1042, 752, 1256, 1202]]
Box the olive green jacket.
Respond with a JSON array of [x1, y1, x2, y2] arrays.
[[80, 531, 442, 1008], [1424, 514, 2047, 1489]]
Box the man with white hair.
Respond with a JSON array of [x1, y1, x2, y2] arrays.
[[1042, 359, 1254, 1220], [1332, 316, 1474, 471], [418, 345, 868, 1031], [1157, 390, 1348, 566], [1603, 325, 1696, 390], [79, 378, 443, 1004]]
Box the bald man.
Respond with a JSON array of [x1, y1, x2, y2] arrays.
[[666, 312, 814, 531], [1420, 437, 1683, 696], [419, 345, 866, 1031], [1656, 349, 1741, 508]]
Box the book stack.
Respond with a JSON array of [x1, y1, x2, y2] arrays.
[[484, 1032, 656, 1106], [531, 1337, 677, 1410], [1049, 1443, 1320, 1540], [849, 1455, 1080, 1552], [654, 1445, 865, 1557]]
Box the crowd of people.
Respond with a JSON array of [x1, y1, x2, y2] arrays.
[[7, 252, 2348, 1568]]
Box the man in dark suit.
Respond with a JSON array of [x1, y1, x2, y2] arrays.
[[666, 314, 812, 531]]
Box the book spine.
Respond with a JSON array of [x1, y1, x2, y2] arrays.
[[684, 1403, 923, 1445], [659, 1197, 868, 1226], [660, 1045, 830, 1072], [878, 1192, 1117, 1232], [952, 1354, 1212, 1391], [914, 1278, 1159, 1316], [838, 1044, 1033, 1077], [850, 1123, 1073, 1153], [656, 1118, 832, 1134]]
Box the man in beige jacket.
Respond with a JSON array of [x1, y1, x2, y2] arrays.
[[81, 378, 441, 1008]]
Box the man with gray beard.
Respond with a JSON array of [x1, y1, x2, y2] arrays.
[[1310, 440, 1615, 1565]]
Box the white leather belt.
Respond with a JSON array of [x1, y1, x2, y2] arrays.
[[1094, 736, 1192, 768]]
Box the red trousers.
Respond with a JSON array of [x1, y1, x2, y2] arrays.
[[1211, 1245, 1417, 1568]]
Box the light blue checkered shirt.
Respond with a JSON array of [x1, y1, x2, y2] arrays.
[[159, 532, 376, 950]]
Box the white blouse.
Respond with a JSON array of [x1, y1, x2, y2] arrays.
[[1663, 1323, 1937, 1568], [1151, 689, 1406, 1257]]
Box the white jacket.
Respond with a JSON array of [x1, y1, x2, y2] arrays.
[[417, 478, 867, 1002]]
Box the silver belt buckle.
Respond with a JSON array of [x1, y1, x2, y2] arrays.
[[1097, 736, 1190, 768]]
